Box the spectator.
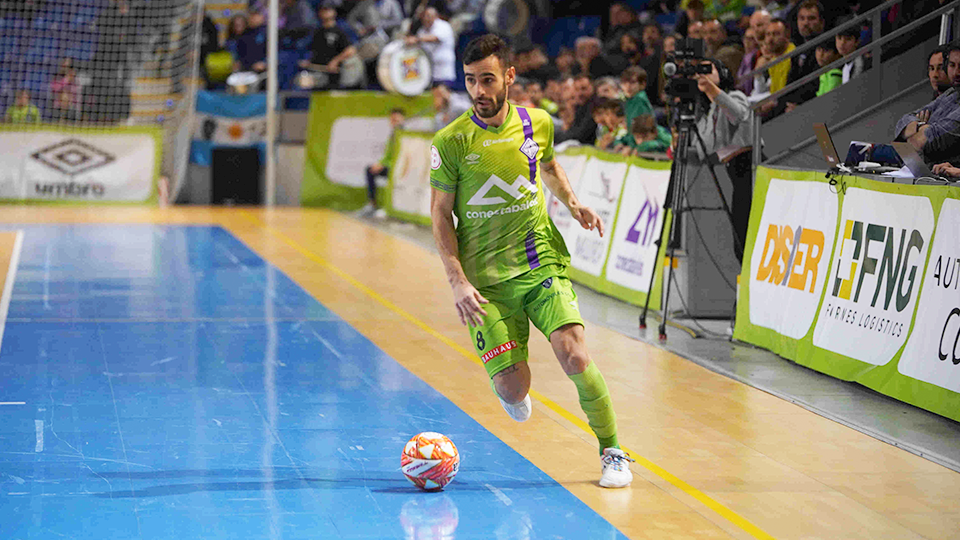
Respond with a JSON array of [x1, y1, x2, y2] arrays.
[[613, 31, 642, 68], [5, 90, 40, 124], [592, 98, 628, 151], [556, 75, 598, 145], [737, 9, 772, 94], [603, 2, 642, 57], [347, 0, 404, 39], [360, 107, 405, 218], [515, 45, 560, 86], [627, 114, 672, 154], [929, 46, 951, 99], [300, 5, 358, 87], [406, 7, 456, 87], [555, 47, 577, 78], [895, 45, 960, 165], [753, 18, 794, 116], [225, 15, 248, 58], [525, 79, 559, 115], [688, 20, 705, 40], [703, 19, 744, 77], [432, 83, 472, 129], [544, 77, 564, 109], [691, 58, 755, 261], [814, 39, 842, 97], [621, 66, 653, 131], [596, 77, 620, 99], [836, 21, 865, 83], [236, 11, 268, 73], [50, 58, 79, 112], [575, 37, 623, 79], [251, 0, 317, 35], [779, 0, 826, 113], [663, 34, 678, 55], [509, 77, 537, 108], [676, 0, 706, 37]]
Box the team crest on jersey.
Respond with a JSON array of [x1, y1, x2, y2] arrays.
[[431, 145, 442, 170], [542, 278, 553, 289], [519, 138, 539, 160]]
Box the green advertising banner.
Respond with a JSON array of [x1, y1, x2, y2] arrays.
[[735, 166, 960, 422], [301, 91, 433, 209]]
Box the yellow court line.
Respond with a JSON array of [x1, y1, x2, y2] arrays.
[[242, 212, 776, 540]]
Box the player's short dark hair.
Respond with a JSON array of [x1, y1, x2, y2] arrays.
[[390, 107, 405, 115], [590, 97, 624, 117], [946, 42, 960, 60], [620, 66, 647, 85], [631, 114, 657, 135], [797, 0, 824, 18], [463, 34, 512, 71]]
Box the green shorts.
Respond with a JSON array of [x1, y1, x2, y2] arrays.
[[468, 264, 584, 378]]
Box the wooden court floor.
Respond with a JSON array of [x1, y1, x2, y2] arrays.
[[2, 205, 958, 540]]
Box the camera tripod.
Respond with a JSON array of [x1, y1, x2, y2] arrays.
[[638, 104, 743, 341]]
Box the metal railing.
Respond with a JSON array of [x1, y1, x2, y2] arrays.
[[746, 0, 960, 167]]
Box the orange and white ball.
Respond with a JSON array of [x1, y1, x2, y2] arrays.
[[401, 432, 460, 491]]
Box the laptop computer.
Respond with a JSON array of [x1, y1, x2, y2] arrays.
[[813, 123, 844, 170], [890, 141, 951, 182], [813, 123, 901, 173]]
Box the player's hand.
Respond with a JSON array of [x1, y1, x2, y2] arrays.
[[571, 204, 604, 237], [933, 162, 960, 177], [451, 280, 488, 326]]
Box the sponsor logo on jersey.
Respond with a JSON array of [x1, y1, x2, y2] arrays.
[[481, 340, 518, 363], [465, 153, 480, 164], [431, 145, 441, 170], [467, 174, 538, 206], [483, 137, 514, 147], [519, 138, 539, 160]]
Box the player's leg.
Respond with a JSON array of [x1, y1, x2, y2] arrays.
[[526, 271, 633, 488], [468, 289, 533, 421]]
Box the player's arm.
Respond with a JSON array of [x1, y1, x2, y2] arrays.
[[430, 183, 488, 326], [540, 157, 604, 238]]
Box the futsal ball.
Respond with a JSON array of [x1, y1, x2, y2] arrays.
[[401, 432, 460, 490]]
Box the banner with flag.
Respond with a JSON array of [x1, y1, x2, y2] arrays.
[[190, 91, 267, 167]]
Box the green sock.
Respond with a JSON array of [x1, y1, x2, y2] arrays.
[[568, 361, 619, 454]]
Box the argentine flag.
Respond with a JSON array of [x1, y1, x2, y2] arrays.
[[190, 90, 267, 166]]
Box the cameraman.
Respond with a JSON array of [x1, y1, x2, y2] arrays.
[[686, 58, 755, 262]]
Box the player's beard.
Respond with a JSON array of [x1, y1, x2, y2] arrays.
[[473, 83, 508, 119]]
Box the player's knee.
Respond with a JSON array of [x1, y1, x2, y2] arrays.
[[493, 363, 530, 403]]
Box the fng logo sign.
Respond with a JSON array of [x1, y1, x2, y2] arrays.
[[829, 219, 923, 312], [755, 224, 824, 293]]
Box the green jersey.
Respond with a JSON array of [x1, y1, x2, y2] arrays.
[[430, 103, 570, 288]]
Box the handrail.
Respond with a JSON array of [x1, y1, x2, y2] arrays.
[[742, 0, 903, 81], [750, 2, 957, 111]]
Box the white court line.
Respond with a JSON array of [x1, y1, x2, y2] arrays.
[[35, 420, 44, 452], [0, 230, 24, 353], [0, 402, 26, 405]]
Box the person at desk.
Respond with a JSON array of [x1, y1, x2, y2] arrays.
[[895, 44, 960, 165]]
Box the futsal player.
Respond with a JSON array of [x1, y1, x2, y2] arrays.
[[429, 35, 633, 488]]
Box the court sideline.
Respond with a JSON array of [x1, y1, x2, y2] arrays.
[[1, 206, 958, 539]]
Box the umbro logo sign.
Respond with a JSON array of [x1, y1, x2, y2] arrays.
[[465, 153, 480, 162]]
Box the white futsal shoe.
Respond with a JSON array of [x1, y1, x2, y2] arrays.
[[600, 447, 634, 488], [499, 393, 532, 422]]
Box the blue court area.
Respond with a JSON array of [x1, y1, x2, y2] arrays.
[[0, 225, 627, 540]]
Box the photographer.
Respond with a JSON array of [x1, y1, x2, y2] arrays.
[[682, 58, 755, 262]]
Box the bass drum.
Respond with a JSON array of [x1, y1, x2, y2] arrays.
[[376, 40, 433, 96]]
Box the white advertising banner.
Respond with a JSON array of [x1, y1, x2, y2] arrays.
[[326, 117, 393, 188], [391, 135, 432, 219], [0, 131, 156, 202], [898, 198, 960, 393], [604, 165, 670, 293], [567, 157, 628, 277], [812, 188, 934, 365], [748, 179, 839, 339], [547, 153, 587, 250]]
